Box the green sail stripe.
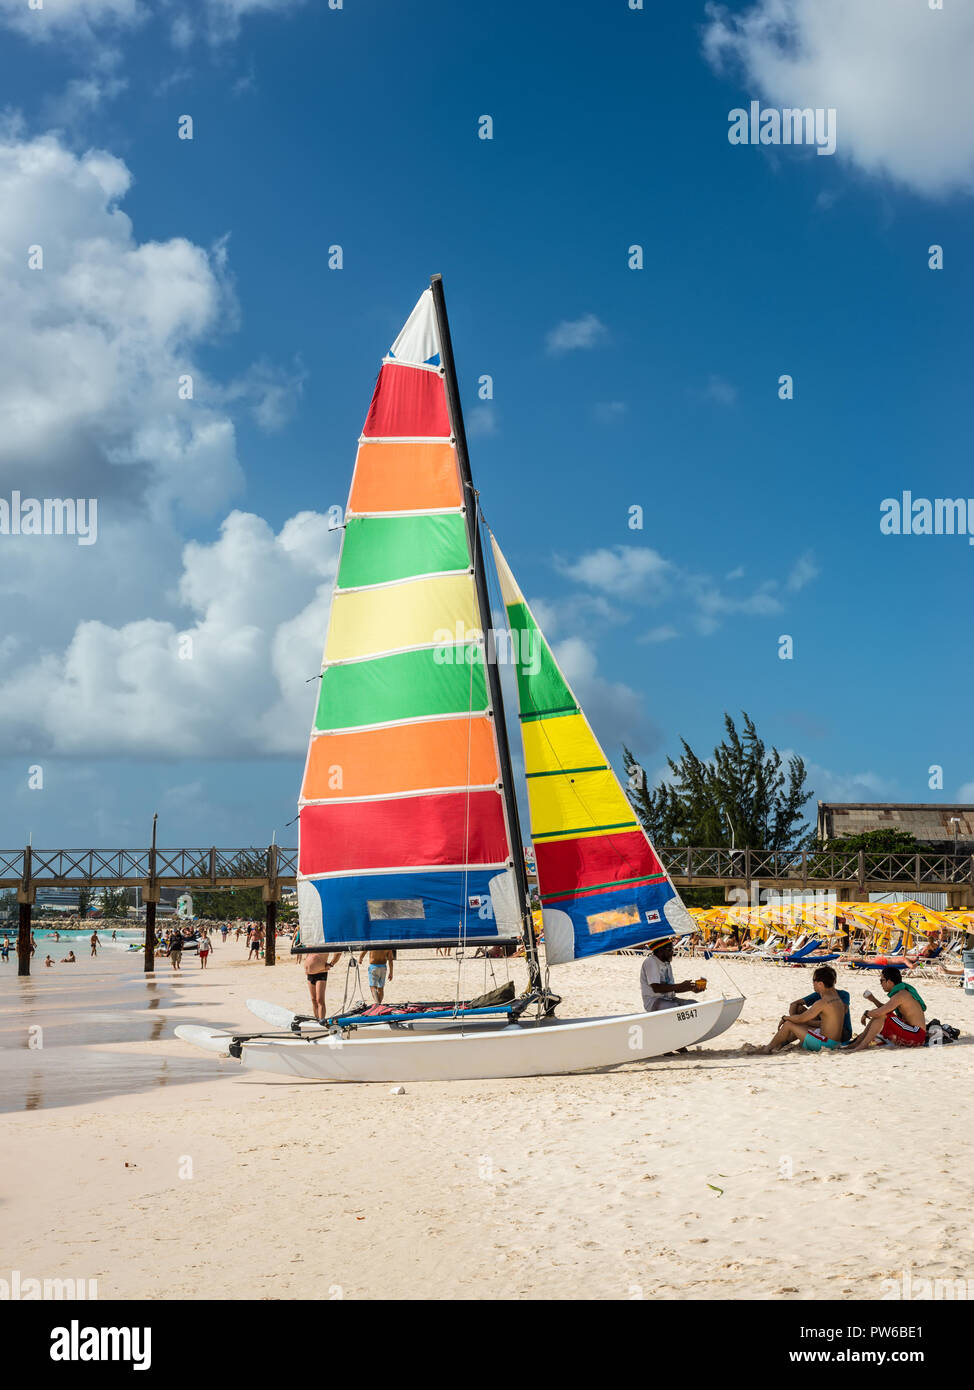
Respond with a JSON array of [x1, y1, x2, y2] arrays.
[[540, 872, 668, 900], [525, 764, 608, 779], [338, 514, 470, 589], [519, 705, 578, 722], [315, 646, 487, 731], [504, 599, 575, 718], [533, 819, 640, 840]]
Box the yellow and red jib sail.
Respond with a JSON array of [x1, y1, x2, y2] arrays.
[[490, 537, 695, 965]]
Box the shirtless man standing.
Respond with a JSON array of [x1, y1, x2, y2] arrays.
[[358, 948, 394, 1004], [750, 965, 847, 1054], [845, 966, 926, 1051], [304, 950, 341, 1022]]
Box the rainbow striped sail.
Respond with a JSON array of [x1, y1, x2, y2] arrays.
[[297, 290, 520, 950], [491, 537, 695, 965]]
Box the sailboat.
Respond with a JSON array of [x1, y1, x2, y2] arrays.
[[176, 277, 744, 1081]]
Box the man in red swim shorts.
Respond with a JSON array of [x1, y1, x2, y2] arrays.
[[845, 966, 926, 1051]]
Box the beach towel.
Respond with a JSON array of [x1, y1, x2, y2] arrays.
[[888, 981, 926, 1013]]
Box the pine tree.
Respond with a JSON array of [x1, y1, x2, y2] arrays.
[[624, 712, 811, 851]]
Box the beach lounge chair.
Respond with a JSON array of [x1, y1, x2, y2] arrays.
[[782, 938, 823, 963]]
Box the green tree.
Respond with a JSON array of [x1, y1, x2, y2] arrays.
[[276, 897, 297, 925], [100, 887, 129, 918], [192, 849, 273, 920], [804, 827, 923, 884], [624, 711, 812, 852], [77, 884, 93, 917], [811, 828, 920, 854]]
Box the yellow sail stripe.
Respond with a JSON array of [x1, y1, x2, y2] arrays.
[[522, 711, 601, 775], [325, 573, 477, 664], [527, 766, 640, 841]]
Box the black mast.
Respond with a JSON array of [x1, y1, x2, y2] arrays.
[[429, 274, 543, 995]]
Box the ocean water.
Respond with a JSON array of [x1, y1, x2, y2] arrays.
[[0, 928, 145, 948], [0, 947, 228, 1112]]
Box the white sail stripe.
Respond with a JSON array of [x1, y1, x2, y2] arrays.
[[380, 356, 442, 374], [298, 862, 513, 882], [345, 507, 465, 520], [320, 637, 486, 669], [358, 434, 453, 445], [311, 709, 489, 737], [333, 566, 473, 597], [300, 782, 501, 808]]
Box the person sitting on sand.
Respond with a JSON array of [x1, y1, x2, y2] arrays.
[[747, 965, 847, 1054], [845, 967, 926, 1052], [61, 951, 76, 963], [639, 940, 705, 1012], [44, 954, 54, 968], [304, 949, 341, 1021], [359, 948, 395, 1004], [787, 972, 852, 1045]]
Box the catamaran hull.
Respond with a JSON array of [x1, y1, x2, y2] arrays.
[[690, 992, 744, 1044], [175, 994, 743, 1082]]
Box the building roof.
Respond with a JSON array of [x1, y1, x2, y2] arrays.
[[817, 802, 974, 843]]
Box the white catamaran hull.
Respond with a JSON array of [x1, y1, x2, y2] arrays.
[[175, 994, 742, 1083]]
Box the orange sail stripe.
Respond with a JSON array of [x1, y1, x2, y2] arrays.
[[348, 440, 462, 514], [302, 716, 499, 801]]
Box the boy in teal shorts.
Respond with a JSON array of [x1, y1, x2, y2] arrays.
[[749, 965, 847, 1054]]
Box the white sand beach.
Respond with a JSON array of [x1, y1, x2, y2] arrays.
[[2, 942, 971, 1301]]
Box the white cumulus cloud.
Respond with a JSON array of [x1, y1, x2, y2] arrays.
[[702, 0, 974, 197], [0, 0, 306, 46], [545, 313, 609, 355], [0, 510, 340, 758]]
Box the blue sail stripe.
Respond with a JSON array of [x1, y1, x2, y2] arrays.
[[300, 869, 517, 949]]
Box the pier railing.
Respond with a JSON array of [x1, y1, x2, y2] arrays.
[[655, 846, 974, 896], [3, 845, 973, 898]]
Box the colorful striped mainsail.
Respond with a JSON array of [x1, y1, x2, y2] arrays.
[[490, 536, 695, 965], [297, 289, 520, 950]]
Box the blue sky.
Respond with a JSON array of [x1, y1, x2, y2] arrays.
[[1, 0, 972, 848]]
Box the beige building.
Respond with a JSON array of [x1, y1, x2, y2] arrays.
[[817, 802, 974, 852]]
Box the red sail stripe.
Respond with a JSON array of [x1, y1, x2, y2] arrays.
[[299, 791, 509, 874], [535, 830, 663, 901], [362, 364, 451, 439]]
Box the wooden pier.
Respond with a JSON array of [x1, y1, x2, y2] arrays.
[[5, 844, 973, 974]]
